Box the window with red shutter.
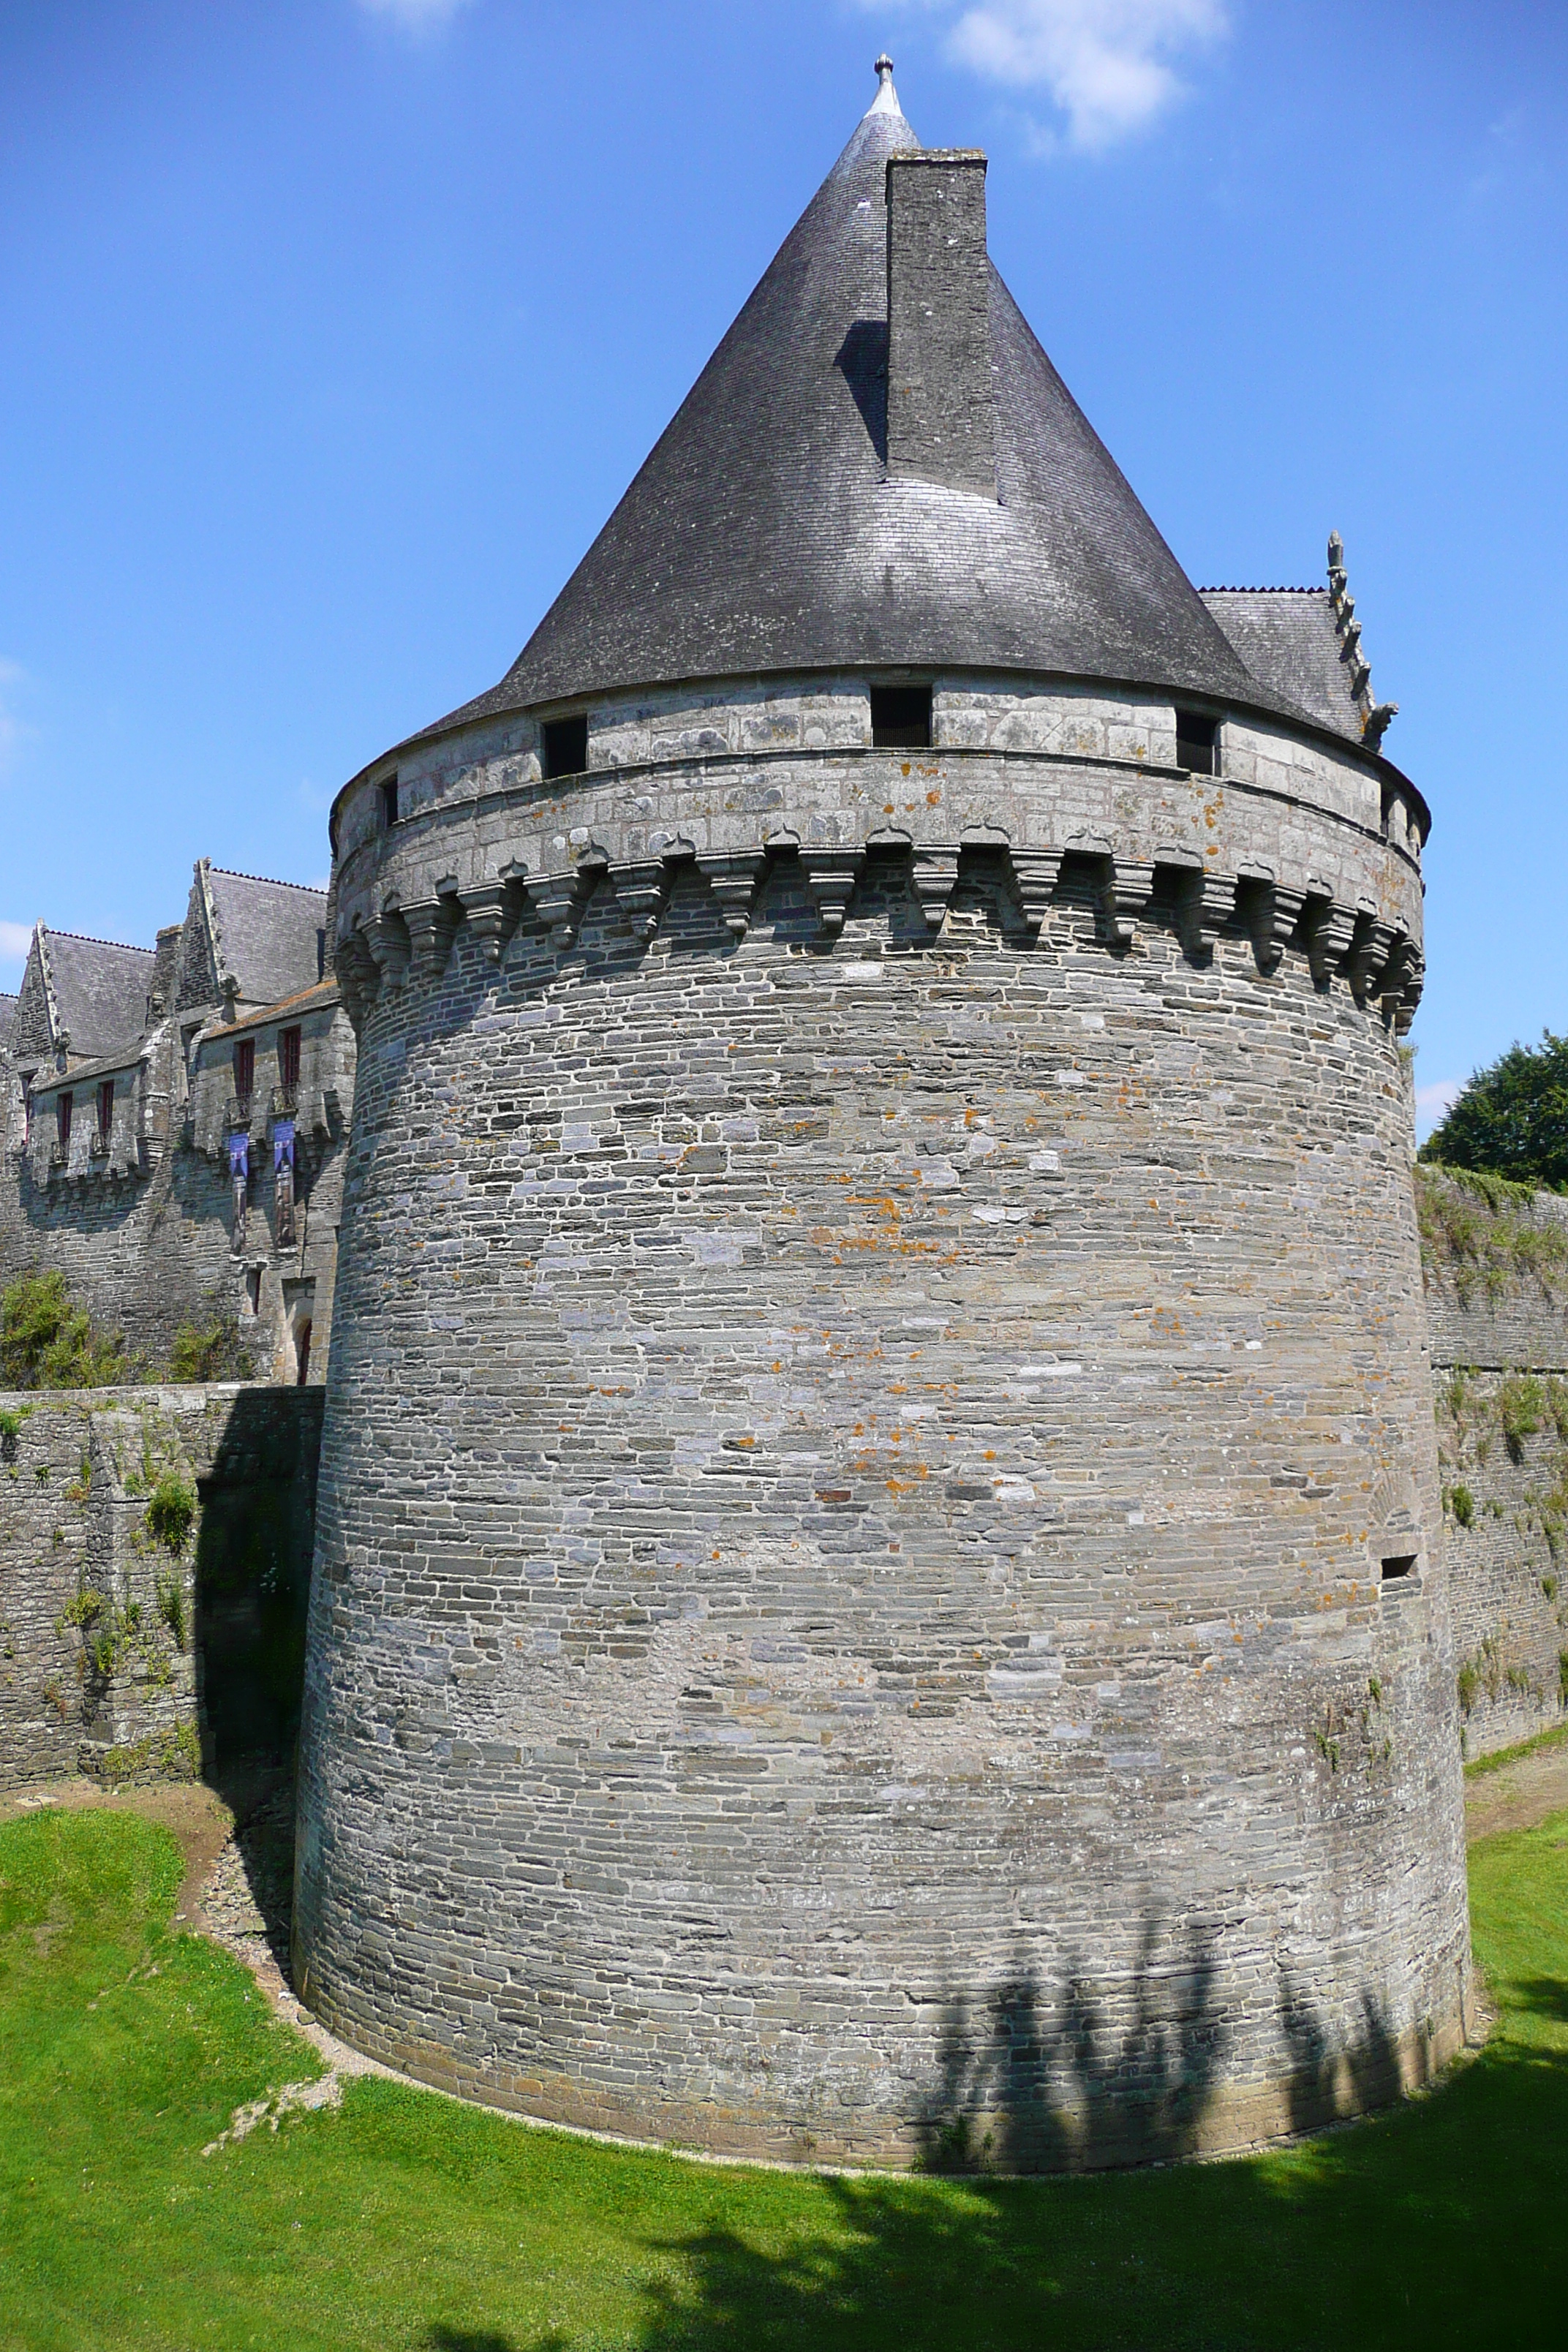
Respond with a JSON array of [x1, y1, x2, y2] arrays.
[[279, 1027, 301, 1092], [234, 1038, 255, 1103], [97, 1079, 114, 1142]]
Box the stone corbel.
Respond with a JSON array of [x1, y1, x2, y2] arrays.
[[457, 881, 523, 965], [402, 894, 463, 983], [1376, 929, 1417, 1013], [1187, 870, 1237, 960], [1101, 858, 1157, 949], [533, 852, 607, 952], [1007, 848, 1064, 935], [1300, 898, 1355, 989], [613, 859, 675, 941], [801, 848, 864, 937], [1394, 947, 1425, 1036], [363, 907, 411, 990], [1346, 916, 1401, 1007], [911, 848, 960, 932], [333, 928, 380, 1023], [1249, 882, 1306, 974], [696, 851, 768, 939]]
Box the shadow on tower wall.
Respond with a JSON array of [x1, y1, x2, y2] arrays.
[[192, 1386, 320, 1797], [913, 1918, 1224, 2174]]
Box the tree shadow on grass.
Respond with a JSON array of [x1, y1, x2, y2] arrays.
[[619, 2032, 1568, 2351], [1511, 1975, 1568, 2024]]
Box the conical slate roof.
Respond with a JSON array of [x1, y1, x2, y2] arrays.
[[412, 69, 1309, 744]]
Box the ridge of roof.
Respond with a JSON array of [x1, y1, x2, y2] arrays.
[[208, 867, 328, 896], [1200, 586, 1322, 596], [37, 926, 154, 955]]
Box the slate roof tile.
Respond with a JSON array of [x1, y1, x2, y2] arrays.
[[1199, 588, 1365, 745], [205, 869, 328, 1009], [41, 930, 157, 1065], [379, 76, 1316, 766]]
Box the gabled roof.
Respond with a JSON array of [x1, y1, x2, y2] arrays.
[[1200, 589, 1364, 744], [39, 929, 156, 1065], [393, 67, 1308, 758], [203, 867, 327, 1008]]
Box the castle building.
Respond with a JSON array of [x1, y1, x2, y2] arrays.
[[1, 862, 355, 1383], [295, 61, 1468, 2168]]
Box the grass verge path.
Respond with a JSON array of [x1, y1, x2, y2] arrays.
[[1, 1798, 1567, 2350], [1465, 1721, 1568, 1842]]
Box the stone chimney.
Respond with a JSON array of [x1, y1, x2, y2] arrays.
[[884, 149, 996, 500]]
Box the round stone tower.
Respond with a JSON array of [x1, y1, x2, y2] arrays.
[[295, 62, 1470, 2170]]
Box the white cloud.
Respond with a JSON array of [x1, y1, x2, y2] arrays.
[[878, 0, 1229, 151], [0, 919, 34, 969], [355, 0, 476, 33]]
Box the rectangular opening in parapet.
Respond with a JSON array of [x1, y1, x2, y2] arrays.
[[872, 685, 932, 749], [542, 715, 589, 779], [381, 773, 400, 829], [244, 1267, 262, 1316], [1176, 710, 1218, 775], [1382, 1554, 1418, 1583]]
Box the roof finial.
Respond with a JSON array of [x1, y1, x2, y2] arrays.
[[868, 53, 902, 117]]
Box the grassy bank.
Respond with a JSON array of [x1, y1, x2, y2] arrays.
[[2, 1805, 1566, 2349]]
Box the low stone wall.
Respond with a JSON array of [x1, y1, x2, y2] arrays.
[[1420, 1170, 1568, 1757], [0, 1382, 322, 1789]]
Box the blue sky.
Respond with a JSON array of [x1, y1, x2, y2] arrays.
[[0, 1, 1562, 1132]]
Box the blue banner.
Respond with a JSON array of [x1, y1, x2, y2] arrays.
[[273, 1117, 295, 1174], [227, 1132, 249, 1178]]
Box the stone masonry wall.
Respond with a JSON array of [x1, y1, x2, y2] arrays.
[[1420, 1170, 1568, 1758], [297, 839, 1469, 2173], [1, 1150, 240, 1367], [1, 1074, 350, 1379], [0, 1382, 322, 1789]]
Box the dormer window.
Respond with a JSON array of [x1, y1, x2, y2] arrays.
[[97, 1080, 114, 1145], [279, 1026, 301, 1093], [57, 1092, 72, 1153], [381, 774, 400, 829], [234, 1038, 255, 1107], [871, 685, 932, 750], [1176, 710, 1218, 775], [542, 715, 589, 780]]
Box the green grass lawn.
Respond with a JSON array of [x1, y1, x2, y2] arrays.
[[2, 1806, 1567, 2351]]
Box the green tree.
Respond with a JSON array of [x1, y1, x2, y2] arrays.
[[1421, 1030, 1568, 1193]]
